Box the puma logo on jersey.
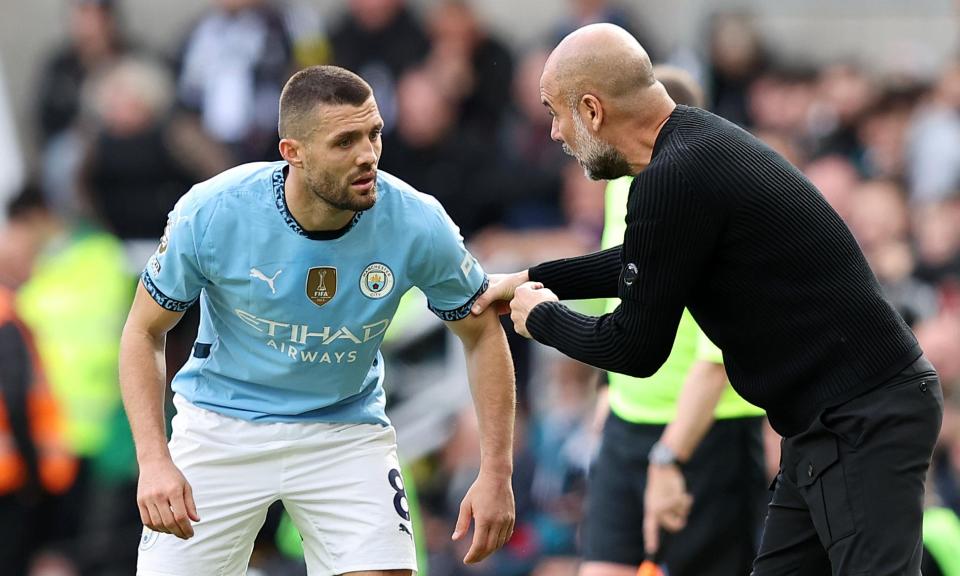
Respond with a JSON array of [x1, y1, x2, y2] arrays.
[[250, 267, 282, 294], [398, 523, 412, 538]]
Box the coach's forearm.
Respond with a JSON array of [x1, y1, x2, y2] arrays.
[[463, 317, 516, 475], [119, 325, 172, 464]]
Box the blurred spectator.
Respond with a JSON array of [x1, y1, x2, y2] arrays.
[[0, 57, 25, 222], [329, 0, 430, 130], [379, 68, 506, 239], [856, 86, 921, 179], [80, 56, 231, 241], [15, 187, 133, 572], [808, 64, 876, 161], [495, 47, 567, 230], [471, 160, 605, 269], [913, 200, 960, 288], [36, 0, 129, 146], [747, 66, 817, 138], [551, 0, 653, 59], [907, 61, 960, 204], [424, 0, 514, 141], [175, 0, 293, 164], [0, 188, 79, 576], [804, 154, 860, 222], [847, 179, 939, 326], [706, 11, 768, 127]]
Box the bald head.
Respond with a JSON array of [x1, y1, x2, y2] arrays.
[[543, 23, 655, 106]]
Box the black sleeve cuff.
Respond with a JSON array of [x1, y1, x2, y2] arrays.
[[141, 271, 196, 313], [428, 276, 490, 321]]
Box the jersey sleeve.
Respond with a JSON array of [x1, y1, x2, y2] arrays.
[[142, 193, 211, 312], [414, 201, 488, 321]]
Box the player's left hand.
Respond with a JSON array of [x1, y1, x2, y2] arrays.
[[509, 282, 558, 338], [452, 469, 515, 564]]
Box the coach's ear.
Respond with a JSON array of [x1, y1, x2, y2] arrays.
[[581, 93, 604, 132], [279, 138, 304, 168]]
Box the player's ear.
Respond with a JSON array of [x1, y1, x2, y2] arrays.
[[279, 138, 304, 168], [581, 94, 603, 132]]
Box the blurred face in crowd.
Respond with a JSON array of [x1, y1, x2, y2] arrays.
[[350, 0, 402, 31], [71, 2, 116, 57], [214, 0, 263, 12], [540, 72, 630, 181], [289, 97, 383, 212], [395, 70, 455, 148]]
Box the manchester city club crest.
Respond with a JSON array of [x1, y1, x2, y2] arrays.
[[360, 263, 394, 299], [305, 266, 338, 307], [139, 528, 160, 551]]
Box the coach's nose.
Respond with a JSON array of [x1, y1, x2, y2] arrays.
[[550, 117, 563, 143]]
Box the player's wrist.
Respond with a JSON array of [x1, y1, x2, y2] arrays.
[[479, 458, 514, 478], [135, 444, 174, 466]]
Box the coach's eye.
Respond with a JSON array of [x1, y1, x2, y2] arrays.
[[370, 129, 382, 141]]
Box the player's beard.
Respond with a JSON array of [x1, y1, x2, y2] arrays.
[[304, 166, 378, 212], [564, 112, 632, 181]]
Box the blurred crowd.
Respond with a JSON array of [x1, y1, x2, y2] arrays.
[[2, 0, 960, 574]]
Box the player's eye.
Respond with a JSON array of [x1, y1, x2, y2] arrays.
[[370, 128, 382, 141], [337, 138, 352, 149]]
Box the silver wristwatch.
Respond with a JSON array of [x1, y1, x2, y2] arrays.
[[649, 441, 681, 467]]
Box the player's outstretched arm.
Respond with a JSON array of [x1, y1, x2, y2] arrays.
[[445, 307, 517, 564], [119, 281, 200, 540]]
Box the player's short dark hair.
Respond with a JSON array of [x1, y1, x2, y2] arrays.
[[278, 65, 373, 139]]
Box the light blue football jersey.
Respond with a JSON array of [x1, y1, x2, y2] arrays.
[[142, 161, 487, 424]]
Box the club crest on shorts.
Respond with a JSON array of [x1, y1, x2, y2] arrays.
[[360, 263, 394, 299], [139, 528, 160, 551], [305, 267, 337, 307]]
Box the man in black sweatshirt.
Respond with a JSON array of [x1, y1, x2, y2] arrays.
[[472, 23, 943, 576]]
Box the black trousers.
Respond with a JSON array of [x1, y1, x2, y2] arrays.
[[753, 356, 943, 576], [584, 412, 767, 575]]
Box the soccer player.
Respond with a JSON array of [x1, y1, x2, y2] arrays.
[[120, 65, 516, 576], [473, 24, 942, 575]]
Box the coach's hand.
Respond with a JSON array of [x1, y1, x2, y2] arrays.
[[137, 457, 200, 540], [643, 462, 692, 555], [452, 469, 516, 564], [471, 271, 531, 316], [510, 282, 558, 338]]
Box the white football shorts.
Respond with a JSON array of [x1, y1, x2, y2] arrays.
[[137, 395, 417, 575]]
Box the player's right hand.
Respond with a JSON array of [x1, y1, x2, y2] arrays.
[[471, 271, 531, 316], [137, 457, 200, 540]]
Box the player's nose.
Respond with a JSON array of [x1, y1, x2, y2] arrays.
[[356, 140, 378, 166]]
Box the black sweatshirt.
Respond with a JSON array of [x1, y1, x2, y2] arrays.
[[527, 105, 920, 436]]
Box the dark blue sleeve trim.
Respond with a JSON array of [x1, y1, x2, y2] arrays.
[[428, 276, 489, 322], [141, 270, 195, 313]]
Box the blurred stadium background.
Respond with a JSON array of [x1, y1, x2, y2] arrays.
[[1, 0, 959, 575]]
